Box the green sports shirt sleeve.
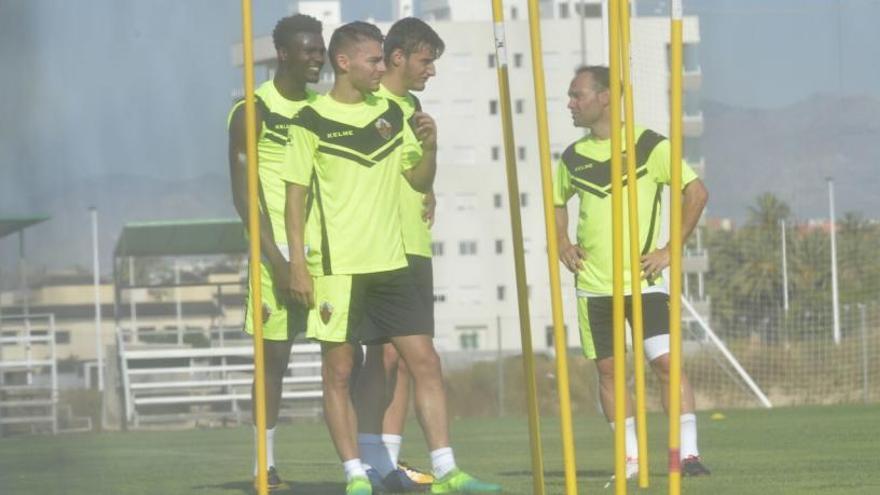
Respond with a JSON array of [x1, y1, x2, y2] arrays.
[[553, 158, 576, 207], [646, 138, 699, 188], [282, 117, 318, 187]]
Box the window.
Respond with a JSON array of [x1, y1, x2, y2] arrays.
[[575, 3, 602, 17], [520, 192, 528, 207], [513, 53, 524, 67], [434, 291, 447, 303], [459, 332, 479, 350], [515, 99, 525, 114], [493, 193, 503, 208], [545, 326, 554, 348], [510, 6, 518, 19], [497, 285, 506, 301], [55, 331, 71, 344], [459, 240, 478, 255], [489, 100, 499, 115], [552, 151, 561, 161], [456, 325, 486, 349], [518, 146, 526, 160], [432, 242, 444, 256], [491, 146, 501, 161], [559, 3, 570, 18], [495, 239, 504, 254], [488, 54, 496, 68]]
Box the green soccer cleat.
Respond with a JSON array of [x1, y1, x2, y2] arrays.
[[431, 468, 501, 494], [347, 475, 374, 495]]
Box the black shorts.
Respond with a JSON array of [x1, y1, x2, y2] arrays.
[[406, 254, 435, 332], [578, 292, 670, 360]]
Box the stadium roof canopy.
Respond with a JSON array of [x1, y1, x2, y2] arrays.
[[113, 219, 247, 258], [0, 216, 51, 240]]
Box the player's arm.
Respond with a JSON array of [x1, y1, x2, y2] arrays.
[[553, 162, 585, 273], [281, 122, 318, 309], [641, 162, 709, 278], [556, 207, 585, 273], [284, 182, 313, 308], [228, 103, 291, 301], [402, 111, 437, 193], [422, 191, 436, 227]]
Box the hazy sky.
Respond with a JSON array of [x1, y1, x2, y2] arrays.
[[1, 0, 879, 195]]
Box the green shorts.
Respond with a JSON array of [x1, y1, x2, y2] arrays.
[[244, 261, 308, 341], [307, 267, 432, 344]]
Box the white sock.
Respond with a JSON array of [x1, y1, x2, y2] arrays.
[[382, 434, 403, 467], [609, 418, 639, 460], [253, 425, 277, 475], [359, 433, 395, 476], [680, 413, 699, 459], [430, 447, 457, 479], [343, 458, 367, 481]]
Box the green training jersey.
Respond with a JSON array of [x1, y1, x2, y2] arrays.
[[282, 93, 422, 276], [227, 81, 317, 245], [553, 126, 698, 295], [374, 84, 432, 258]]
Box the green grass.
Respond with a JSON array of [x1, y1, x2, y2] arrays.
[[1, 404, 878, 494]]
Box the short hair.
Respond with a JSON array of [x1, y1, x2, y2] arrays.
[[272, 14, 323, 50], [383, 17, 445, 62], [327, 21, 384, 72], [575, 65, 610, 91]]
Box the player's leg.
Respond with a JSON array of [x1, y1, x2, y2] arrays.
[[354, 343, 396, 485], [373, 269, 498, 493], [641, 293, 710, 476], [579, 296, 639, 481], [245, 261, 296, 489], [309, 274, 372, 492], [385, 255, 434, 488]]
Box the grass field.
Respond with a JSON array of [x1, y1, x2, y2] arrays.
[[1, 404, 878, 494]]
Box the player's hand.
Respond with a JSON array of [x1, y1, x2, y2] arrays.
[[422, 192, 436, 227], [641, 245, 670, 280], [270, 260, 292, 305], [559, 241, 586, 273], [413, 111, 437, 151], [289, 263, 314, 309]]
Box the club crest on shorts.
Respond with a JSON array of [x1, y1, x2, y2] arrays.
[[375, 118, 393, 140], [319, 301, 334, 324]]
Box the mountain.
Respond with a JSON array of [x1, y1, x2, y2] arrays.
[[701, 94, 880, 222]]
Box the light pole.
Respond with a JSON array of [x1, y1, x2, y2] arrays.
[[90, 207, 104, 390], [827, 178, 841, 345]]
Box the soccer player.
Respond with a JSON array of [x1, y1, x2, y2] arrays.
[[283, 21, 500, 495], [553, 66, 711, 480], [353, 17, 444, 493], [227, 14, 325, 491]]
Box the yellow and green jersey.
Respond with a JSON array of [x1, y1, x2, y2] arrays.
[[375, 84, 432, 258], [282, 93, 422, 276], [227, 80, 318, 244], [553, 126, 698, 296]]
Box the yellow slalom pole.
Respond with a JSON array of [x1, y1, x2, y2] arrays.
[[524, 1, 579, 493], [489, 2, 546, 493], [240, 1, 269, 494], [607, 1, 628, 493], [619, 0, 649, 488], [668, 1, 684, 494]]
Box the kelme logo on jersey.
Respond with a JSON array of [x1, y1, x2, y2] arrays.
[[375, 118, 393, 140], [319, 301, 334, 324], [326, 130, 354, 139]]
